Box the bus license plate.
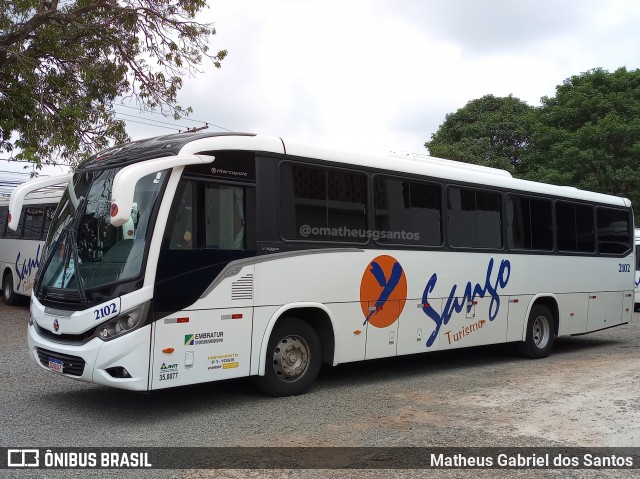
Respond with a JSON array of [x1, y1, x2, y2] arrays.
[[48, 358, 63, 373]]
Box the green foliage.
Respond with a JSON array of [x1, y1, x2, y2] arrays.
[[527, 67, 640, 205], [425, 94, 536, 174], [0, 0, 227, 167], [427, 68, 640, 217]]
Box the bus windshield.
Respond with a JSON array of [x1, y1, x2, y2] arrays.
[[38, 167, 167, 301]]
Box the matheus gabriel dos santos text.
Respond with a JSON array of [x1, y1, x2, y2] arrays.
[[432, 453, 634, 468]]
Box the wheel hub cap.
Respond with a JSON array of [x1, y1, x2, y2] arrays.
[[532, 316, 550, 347], [272, 335, 310, 383]]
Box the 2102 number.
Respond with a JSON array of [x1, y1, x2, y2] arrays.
[[94, 303, 118, 320], [619, 264, 631, 273]]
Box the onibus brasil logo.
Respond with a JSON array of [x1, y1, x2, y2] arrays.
[[359, 254, 512, 347]]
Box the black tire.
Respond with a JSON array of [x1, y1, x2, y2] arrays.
[[517, 304, 555, 359], [254, 318, 321, 397], [2, 272, 20, 306]]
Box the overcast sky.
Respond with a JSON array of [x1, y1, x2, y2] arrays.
[[3, 0, 640, 185], [130, 0, 640, 153]]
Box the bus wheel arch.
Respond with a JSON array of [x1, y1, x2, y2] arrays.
[[255, 305, 335, 396], [2, 269, 19, 306], [518, 297, 558, 359]]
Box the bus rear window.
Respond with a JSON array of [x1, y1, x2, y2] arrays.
[[596, 207, 631, 254]]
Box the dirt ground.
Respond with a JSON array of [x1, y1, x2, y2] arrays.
[[2, 301, 639, 478]]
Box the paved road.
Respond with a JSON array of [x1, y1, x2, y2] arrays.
[[1, 300, 639, 478]]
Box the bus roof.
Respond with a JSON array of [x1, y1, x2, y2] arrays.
[[79, 131, 630, 208], [0, 187, 64, 206]]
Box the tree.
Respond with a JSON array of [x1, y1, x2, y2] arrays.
[[425, 94, 536, 174], [526, 67, 640, 206], [0, 0, 227, 168]]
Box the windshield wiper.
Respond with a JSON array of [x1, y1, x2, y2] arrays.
[[68, 196, 89, 303], [35, 196, 89, 304]]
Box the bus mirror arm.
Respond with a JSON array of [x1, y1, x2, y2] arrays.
[[8, 174, 73, 231], [109, 154, 215, 227]]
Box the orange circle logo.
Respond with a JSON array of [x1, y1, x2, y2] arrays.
[[360, 255, 407, 328]]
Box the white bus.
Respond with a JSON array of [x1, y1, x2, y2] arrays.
[[9, 132, 635, 396], [0, 188, 63, 305]]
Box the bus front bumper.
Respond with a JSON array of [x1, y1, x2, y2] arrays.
[[27, 323, 152, 391]]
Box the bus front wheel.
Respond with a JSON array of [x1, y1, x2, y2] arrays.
[[2, 273, 19, 306], [517, 304, 555, 359], [255, 318, 321, 397]]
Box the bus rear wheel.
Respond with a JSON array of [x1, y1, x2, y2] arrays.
[[2, 272, 19, 306], [255, 318, 321, 397], [517, 304, 555, 359]]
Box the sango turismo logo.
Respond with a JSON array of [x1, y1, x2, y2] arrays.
[[360, 255, 407, 328], [299, 225, 420, 242]]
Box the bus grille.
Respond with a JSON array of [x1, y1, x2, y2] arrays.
[[34, 323, 97, 344], [35, 348, 86, 377]]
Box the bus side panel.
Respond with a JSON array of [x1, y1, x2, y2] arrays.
[[329, 301, 367, 364], [505, 295, 534, 343], [2, 238, 45, 297], [250, 302, 368, 372], [251, 305, 280, 376], [623, 291, 634, 323], [397, 298, 442, 356], [436, 294, 508, 350], [253, 253, 369, 368], [150, 307, 253, 390], [556, 293, 590, 336], [587, 292, 622, 331], [364, 300, 398, 360]]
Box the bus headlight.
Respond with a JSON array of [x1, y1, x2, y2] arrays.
[[97, 302, 149, 341]]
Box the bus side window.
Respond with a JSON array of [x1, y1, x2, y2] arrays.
[[204, 184, 249, 250], [4, 206, 25, 239], [169, 180, 195, 250], [596, 207, 631, 254], [448, 187, 502, 249], [279, 163, 367, 242], [507, 195, 552, 251], [22, 206, 45, 240], [168, 180, 255, 252], [374, 175, 442, 246], [556, 202, 595, 253], [43, 204, 57, 239]]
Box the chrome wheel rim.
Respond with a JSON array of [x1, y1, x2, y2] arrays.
[[532, 315, 551, 348], [271, 335, 310, 383]]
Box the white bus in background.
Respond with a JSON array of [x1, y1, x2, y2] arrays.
[[9, 132, 635, 396], [0, 188, 63, 305], [635, 229, 640, 310]]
